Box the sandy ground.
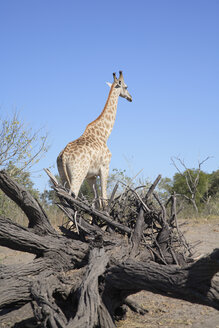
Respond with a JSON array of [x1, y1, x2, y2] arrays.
[[0, 218, 218, 328]]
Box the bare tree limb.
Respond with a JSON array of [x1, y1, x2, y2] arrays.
[[0, 170, 56, 235]]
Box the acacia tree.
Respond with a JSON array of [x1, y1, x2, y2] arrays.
[[171, 157, 210, 214]]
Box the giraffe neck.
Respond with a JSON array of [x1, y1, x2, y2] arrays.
[[84, 84, 120, 142]]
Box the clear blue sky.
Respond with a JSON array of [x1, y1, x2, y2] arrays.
[[0, 0, 218, 191]]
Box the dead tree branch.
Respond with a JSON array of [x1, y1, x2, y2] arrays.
[[0, 169, 218, 327]]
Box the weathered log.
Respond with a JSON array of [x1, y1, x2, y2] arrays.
[[0, 170, 218, 327], [0, 216, 88, 263], [105, 250, 219, 310], [69, 245, 113, 328], [0, 170, 56, 235]]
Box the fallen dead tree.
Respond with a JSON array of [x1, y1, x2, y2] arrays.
[[0, 169, 218, 327]]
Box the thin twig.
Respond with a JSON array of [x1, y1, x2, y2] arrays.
[[74, 211, 79, 234], [153, 192, 167, 225]]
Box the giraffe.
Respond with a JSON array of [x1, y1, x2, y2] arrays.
[[57, 71, 132, 204]]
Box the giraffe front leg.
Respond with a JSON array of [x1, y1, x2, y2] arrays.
[[100, 165, 109, 209]]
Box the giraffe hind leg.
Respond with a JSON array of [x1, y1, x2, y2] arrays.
[[100, 165, 109, 209], [66, 163, 88, 198]]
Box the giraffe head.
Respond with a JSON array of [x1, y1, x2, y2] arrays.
[[107, 71, 132, 102]]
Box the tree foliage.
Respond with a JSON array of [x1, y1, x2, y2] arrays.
[[208, 170, 219, 198], [0, 111, 49, 171], [172, 169, 209, 205]]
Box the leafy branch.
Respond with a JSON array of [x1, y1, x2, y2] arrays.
[[0, 111, 49, 172]]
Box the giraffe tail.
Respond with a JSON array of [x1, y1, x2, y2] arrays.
[[57, 153, 71, 190]]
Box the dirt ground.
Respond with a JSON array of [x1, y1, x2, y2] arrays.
[[0, 218, 218, 328]]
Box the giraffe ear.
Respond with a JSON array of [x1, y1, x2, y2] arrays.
[[106, 82, 112, 88]]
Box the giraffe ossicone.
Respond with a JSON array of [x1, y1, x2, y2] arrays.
[[57, 71, 132, 205]]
